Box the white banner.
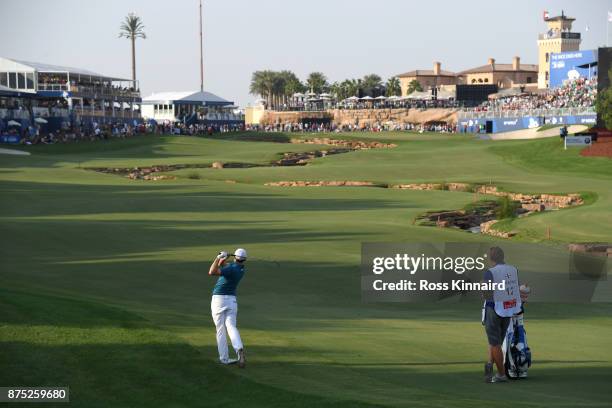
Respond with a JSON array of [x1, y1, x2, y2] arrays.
[[565, 136, 592, 149]]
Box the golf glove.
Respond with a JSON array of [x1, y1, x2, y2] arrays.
[[217, 251, 228, 260]]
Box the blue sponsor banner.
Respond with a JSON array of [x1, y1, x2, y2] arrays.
[[492, 117, 543, 133], [549, 50, 597, 88], [459, 114, 597, 134], [0, 134, 22, 144]]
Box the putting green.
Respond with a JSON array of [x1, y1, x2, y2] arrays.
[[1, 133, 611, 407]]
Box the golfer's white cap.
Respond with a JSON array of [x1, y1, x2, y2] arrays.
[[234, 248, 248, 260]]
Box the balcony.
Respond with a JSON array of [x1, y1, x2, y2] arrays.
[[538, 32, 581, 40], [36, 83, 140, 99]]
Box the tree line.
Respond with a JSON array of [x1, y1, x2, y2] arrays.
[[249, 71, 424, 108]]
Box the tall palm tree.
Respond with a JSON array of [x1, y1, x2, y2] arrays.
[[306, 72, 328, 94], [361, 74, 383, 97], [407, 79, 423, 94], [249, 71, 268, 103], [385, 77, 401, 97], [119, 13, 146, 90]]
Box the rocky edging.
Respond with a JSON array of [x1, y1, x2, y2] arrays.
[[266, 180, 586, 239]]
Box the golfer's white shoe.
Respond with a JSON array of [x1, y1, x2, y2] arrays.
[[220, 358, 238, 365], [490, 374, 508, 383]]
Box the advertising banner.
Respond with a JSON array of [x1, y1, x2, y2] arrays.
[[549, 50, 597, 88]]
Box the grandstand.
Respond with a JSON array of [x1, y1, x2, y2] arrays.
[[0, 57, 141, 133]]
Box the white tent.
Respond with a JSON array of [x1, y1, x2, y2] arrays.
[[387, 95, 401, 101], [345, 96, 359, 101], [7, 120, 21, 126], [436, 89, 456, 100], [34, 117, 48, 124], [407, 91, 430, 100], [375, 95, 387, 100], [360, 96, 374, 100]]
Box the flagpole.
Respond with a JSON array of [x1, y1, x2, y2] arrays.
[[199, 0, 204, 92]]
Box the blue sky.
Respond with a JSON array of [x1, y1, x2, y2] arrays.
[[1, 0, 610, 106]]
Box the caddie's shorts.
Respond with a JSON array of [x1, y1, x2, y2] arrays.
[[484, 306, 510, 346]]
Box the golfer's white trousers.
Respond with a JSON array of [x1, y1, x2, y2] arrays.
[[211, 295, 243, 363]]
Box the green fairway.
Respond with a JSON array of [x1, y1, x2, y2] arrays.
[[1, 133, 611, 407]]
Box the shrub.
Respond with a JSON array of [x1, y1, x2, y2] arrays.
[[496, 196, 519, 219]]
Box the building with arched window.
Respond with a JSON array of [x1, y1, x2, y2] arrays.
[[457, 57, 538, 89]]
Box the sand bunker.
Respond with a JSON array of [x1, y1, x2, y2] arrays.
[[0, 148, 30, 156]]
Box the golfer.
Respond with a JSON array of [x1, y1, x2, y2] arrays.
[[208, 248, 247, 368], [482, 246, 521, 383]]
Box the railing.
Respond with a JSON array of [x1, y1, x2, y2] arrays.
[[70, 85, 140, 98], [457, 106, 596, 119], [75, 109, 142, 119], [538, 32, 581, 40], [0, 109, 30, 119], [37, 83, 69, 91], [36, 83, 140, 98]]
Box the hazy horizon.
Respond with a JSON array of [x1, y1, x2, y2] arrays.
[[1, 0, 610, 107]]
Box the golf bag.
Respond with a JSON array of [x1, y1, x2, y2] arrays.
[[502, 312, 531, 379]]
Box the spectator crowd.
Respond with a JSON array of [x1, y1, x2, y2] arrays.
[[246, 122, 457, 133], [472, 77, 597, 113]]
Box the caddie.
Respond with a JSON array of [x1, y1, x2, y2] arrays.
[[482, 246, 522, 383]]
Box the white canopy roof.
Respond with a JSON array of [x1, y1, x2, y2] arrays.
[[0, 57, 130, 81], [142, 90, 232, 105], [407, 91, 430, 100]]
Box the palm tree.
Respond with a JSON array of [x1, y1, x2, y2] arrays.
[[329, 81, 343, 100], [385, 77, 401, 97], [306, 72, 328, 94], [249, 71, 268, 102], [342, 78, 362, 98], [361, 74, 383, 97], [407, 79, 423, 95], [119, 13, 146, 90], [280, 70, 305, 98]]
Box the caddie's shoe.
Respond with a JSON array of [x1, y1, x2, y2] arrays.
[[490, 374, 508, 383], [484, 362, 493, 383], [238, 348, 246, 369], [220, 358, 238, 365]]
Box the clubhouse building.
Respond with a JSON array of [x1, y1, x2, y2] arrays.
[[397, 57, 537, 96]]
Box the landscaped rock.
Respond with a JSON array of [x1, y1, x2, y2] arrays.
[[265, 180, 376, 187]]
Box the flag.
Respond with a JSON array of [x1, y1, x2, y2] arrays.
[[608, 11, 612, 22], [543, 10, 550, 21], [585, 25, 589, 32]]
